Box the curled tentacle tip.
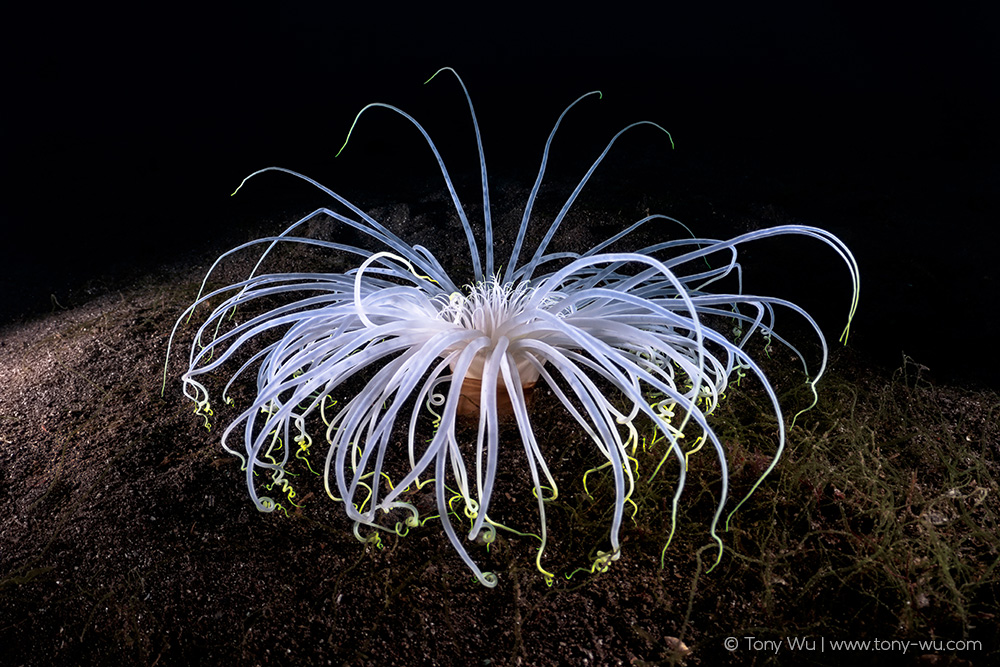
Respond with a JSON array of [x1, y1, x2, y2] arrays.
[[258, 497, 276, 513]]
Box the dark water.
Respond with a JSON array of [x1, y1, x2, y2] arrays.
[[4, 4, 997, 389]]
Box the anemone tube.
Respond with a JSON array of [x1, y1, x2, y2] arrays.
[[166, 68, 860, 588]]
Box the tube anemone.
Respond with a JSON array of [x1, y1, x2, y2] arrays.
[[166, 67, 859, 588]]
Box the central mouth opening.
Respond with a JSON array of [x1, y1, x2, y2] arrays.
[[439, 278, 545, 418]]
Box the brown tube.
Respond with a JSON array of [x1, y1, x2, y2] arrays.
[[456, 376, 537, 418]]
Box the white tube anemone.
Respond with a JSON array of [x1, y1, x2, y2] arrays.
[[165, 67, 860, 588]]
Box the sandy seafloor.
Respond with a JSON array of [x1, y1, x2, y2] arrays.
[[2, 145, 999, 665]]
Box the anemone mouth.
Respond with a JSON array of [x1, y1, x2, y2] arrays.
[[439, 277, 547, 417]]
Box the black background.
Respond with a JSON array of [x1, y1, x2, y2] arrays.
[[3, 3, 998, 388]]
